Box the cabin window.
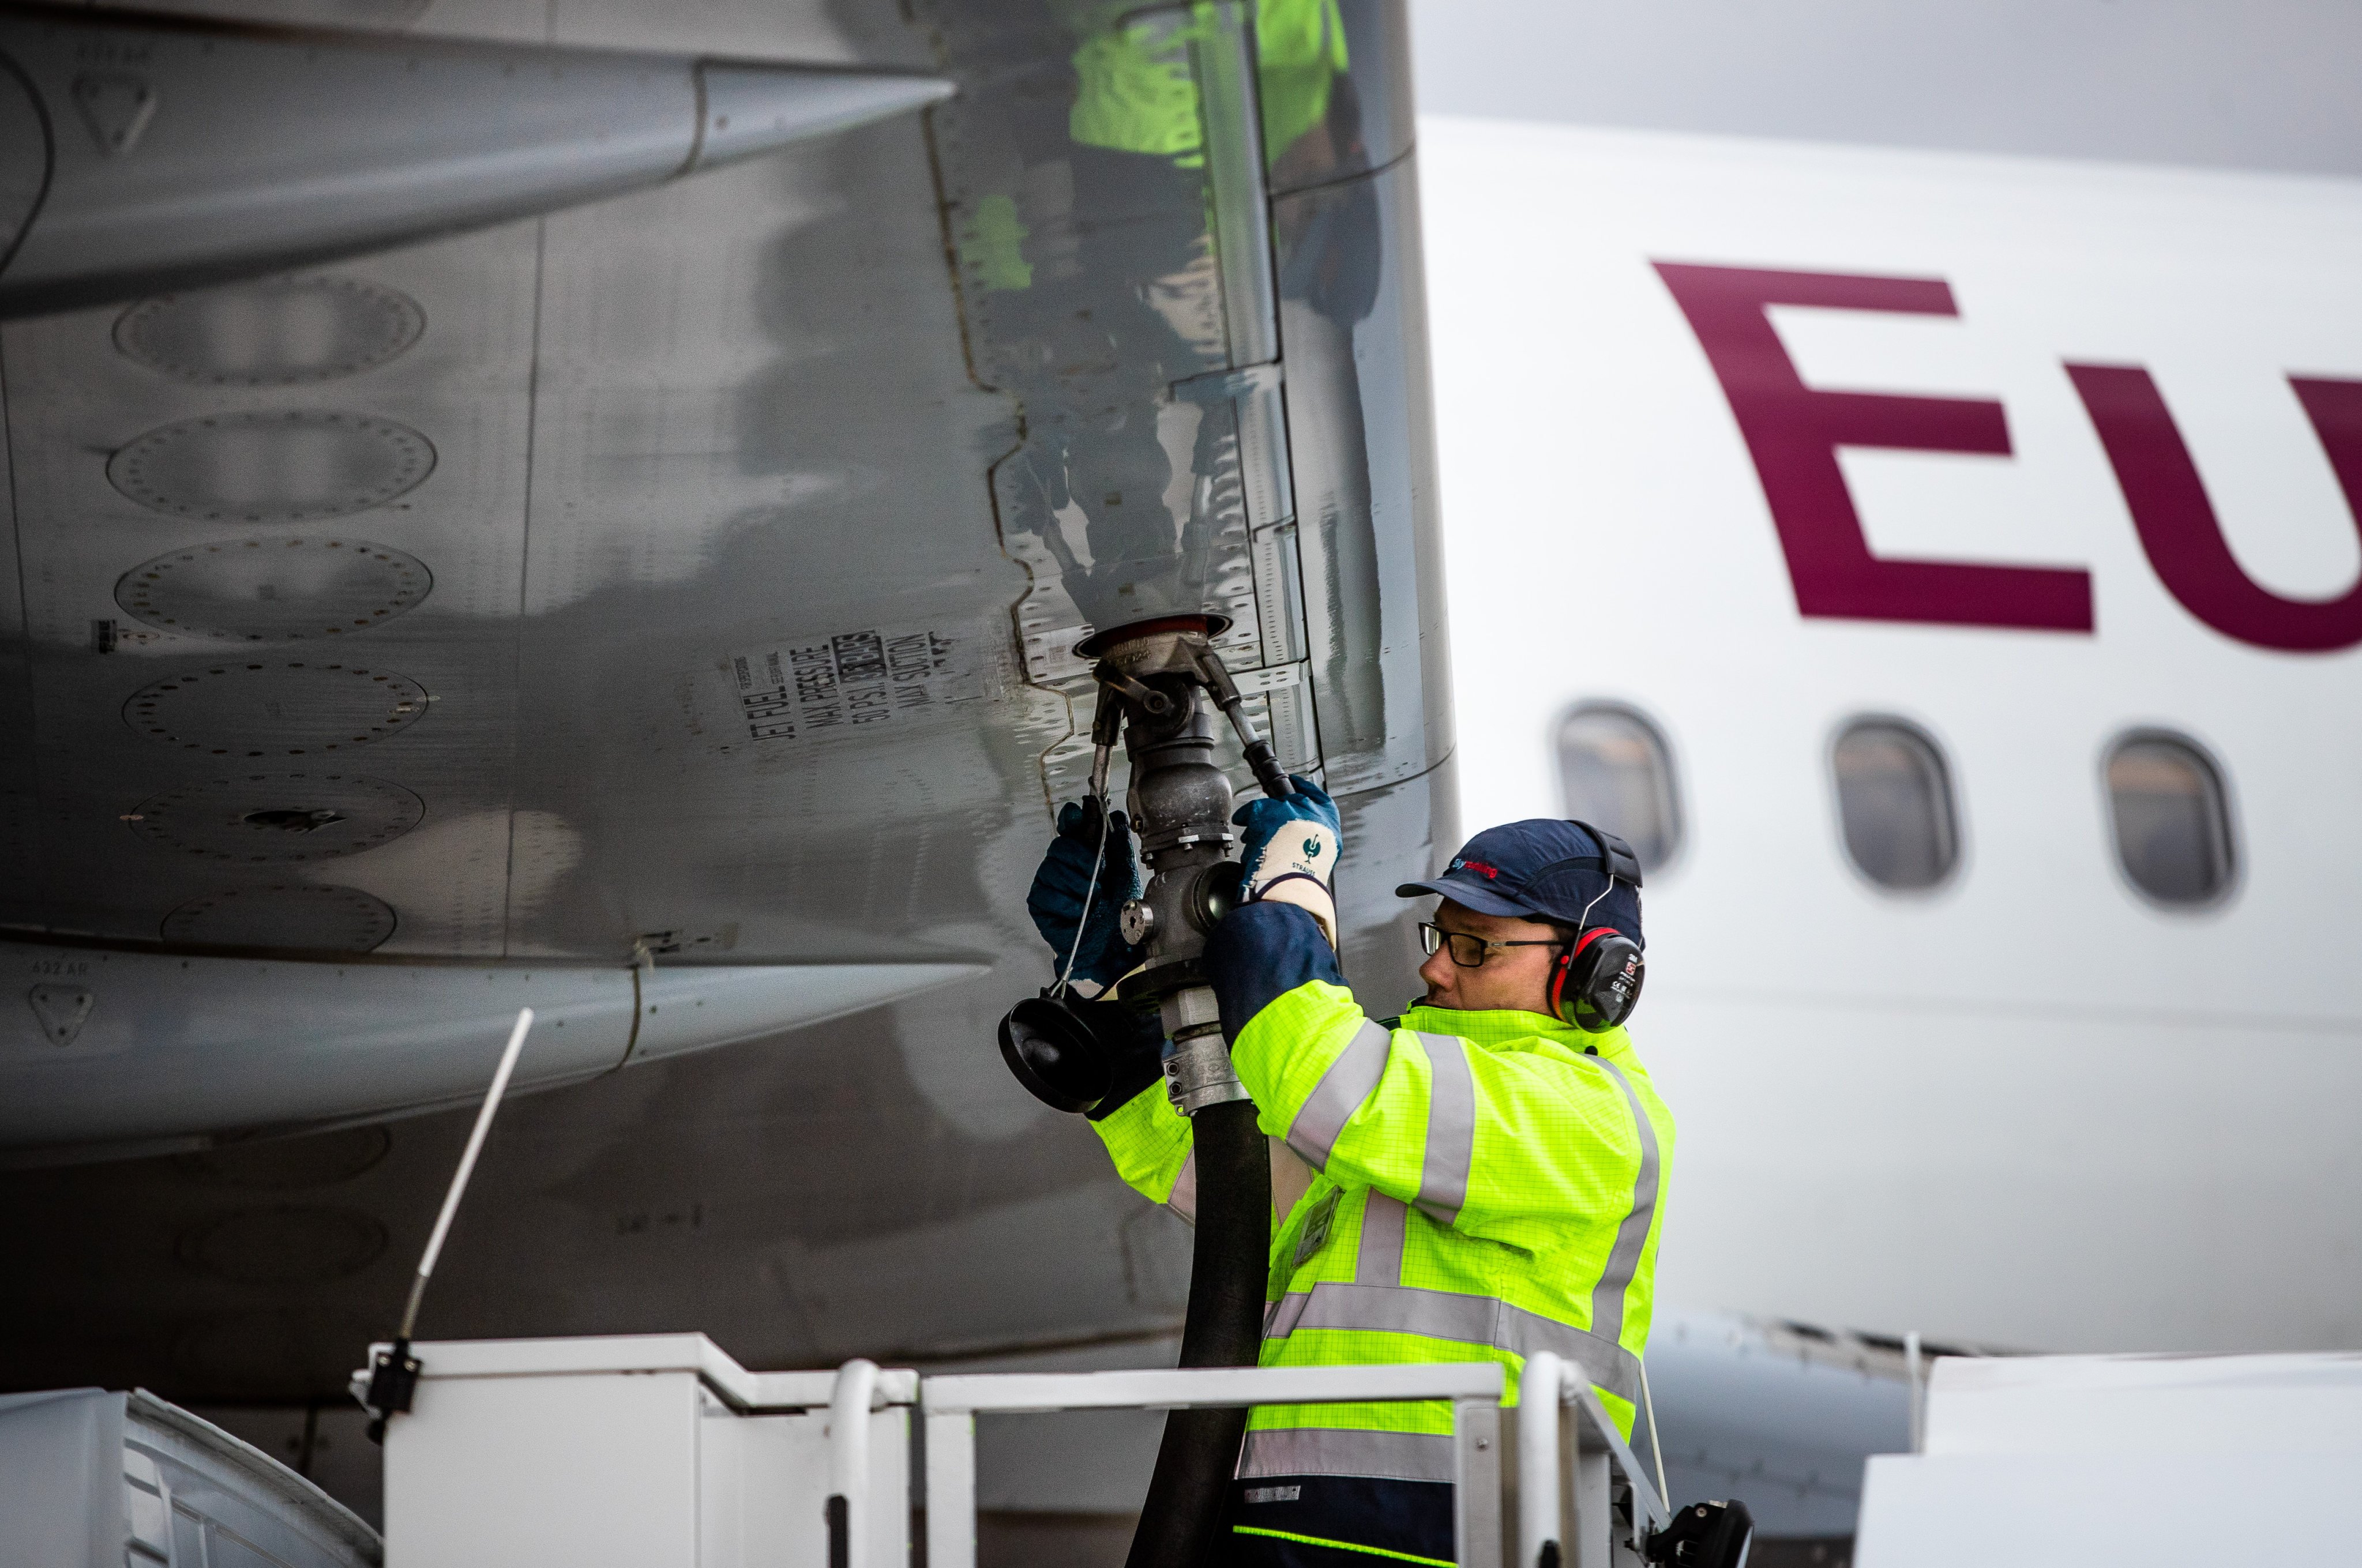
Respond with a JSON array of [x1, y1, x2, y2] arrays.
[[1831, 719, 1959, 890], [1554, 703, 1683, 873], [2105, 732, 2236, 906]]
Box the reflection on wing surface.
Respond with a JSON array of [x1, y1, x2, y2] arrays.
[[0, 0, 1454, 1419]]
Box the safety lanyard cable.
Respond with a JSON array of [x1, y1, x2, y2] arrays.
[[1052, 792, 1111, 998]]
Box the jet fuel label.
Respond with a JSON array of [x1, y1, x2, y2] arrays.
[[730, 626, 964, 743]]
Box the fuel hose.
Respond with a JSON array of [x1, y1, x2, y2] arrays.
[[1125, 1097, 1271, 1568], [998, 626, 1284, 1567]]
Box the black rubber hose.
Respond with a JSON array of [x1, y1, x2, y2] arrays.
[[1124, 1096, 1272, 1568]]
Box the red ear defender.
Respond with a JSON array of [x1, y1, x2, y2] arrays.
[[1554, 927, 1646, 1033]]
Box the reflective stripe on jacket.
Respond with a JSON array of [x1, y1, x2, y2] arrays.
[[1090, 903, 1674, 1487]]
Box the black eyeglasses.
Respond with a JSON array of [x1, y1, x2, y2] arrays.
[[1417, 922, 1564, 969]]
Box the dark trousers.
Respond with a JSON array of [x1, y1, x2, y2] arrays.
[[1225, 1474, 1456, 1566]]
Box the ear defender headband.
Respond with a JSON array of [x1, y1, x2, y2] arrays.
[[1546, 822, 1646, 1034]]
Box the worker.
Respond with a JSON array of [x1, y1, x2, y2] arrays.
[[1027, 784, 1673, 1567]]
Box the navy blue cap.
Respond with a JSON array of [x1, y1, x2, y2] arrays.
[[1395, 819, 1644, 947]]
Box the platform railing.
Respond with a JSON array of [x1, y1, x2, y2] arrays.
[[918, 1362, 1507, 1568], [356, 1334, 1666, 1567], [1515, 1352, 1670, 1568]]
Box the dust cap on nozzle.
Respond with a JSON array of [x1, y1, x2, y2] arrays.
[[997, 994, 1117, 1114]]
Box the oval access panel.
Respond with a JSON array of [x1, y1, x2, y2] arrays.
[[128, 773, 424, 863], [108, 410, 434, 522], [176, 1205, 388, 1285], [115, 537, 431, 641], [123, 661, 429, 755], [114, 277, 426, 386]]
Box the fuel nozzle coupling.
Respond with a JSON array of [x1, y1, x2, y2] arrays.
[[1084, 623, 1248, 1114], [1091, 619, 1293, 1115], [997, 616, 1291, 1118]]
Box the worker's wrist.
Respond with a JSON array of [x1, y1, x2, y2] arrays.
[[1080, 1001, 1167, 1120], [1206, 900, 1346, 1043], [1251, 875, 1336, 949]]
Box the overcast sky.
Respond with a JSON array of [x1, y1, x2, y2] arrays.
[[1409, 0, 2362, 178]]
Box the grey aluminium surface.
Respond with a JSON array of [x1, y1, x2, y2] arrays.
[[0, 0, 1458, 1416], [0, 0, 1451, 974], [0, 9, 951, 317], [0, 1385, 380, 1568], [0, 939, 985, 1152], [0, 48, 44, 274]]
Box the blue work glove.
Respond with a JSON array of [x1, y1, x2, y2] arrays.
[[1026, 799, 1144, 995], [1231, 774, 1342, 942]]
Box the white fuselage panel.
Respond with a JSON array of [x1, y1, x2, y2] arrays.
[[1423, 119, 2362, 1351]]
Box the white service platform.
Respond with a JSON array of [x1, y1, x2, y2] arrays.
[[358, 1333, 1670, 1568], [1856, 1351, 2362, 1567], [373, 1334, 913, 1568]]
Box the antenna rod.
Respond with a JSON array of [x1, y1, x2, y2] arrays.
[[362, 1006, 535, 1441], [399, 1006, 534, 1338]]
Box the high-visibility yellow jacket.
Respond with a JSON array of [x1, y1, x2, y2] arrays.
[[1069, 0, 1349, 168], [1090, 903, 1674, 1491]]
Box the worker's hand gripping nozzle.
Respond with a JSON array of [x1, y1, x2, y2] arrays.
[[998, 618, 1293, 1118]]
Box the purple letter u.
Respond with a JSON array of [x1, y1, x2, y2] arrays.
[[2067, 363, 2362, 653]]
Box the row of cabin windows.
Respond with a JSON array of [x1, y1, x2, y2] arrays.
[[1554, 704, 2239, 907]]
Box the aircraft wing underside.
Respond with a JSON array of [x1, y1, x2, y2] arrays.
[[0, 0, 1453, 1398], [0, 0, 1451, 1153]]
